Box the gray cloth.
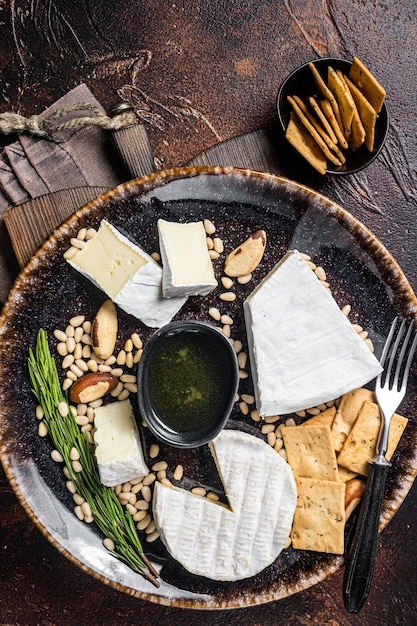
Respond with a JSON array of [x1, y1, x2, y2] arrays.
[[0, 84, 124, 305]]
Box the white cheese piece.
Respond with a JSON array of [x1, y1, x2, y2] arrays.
[[158, 219, 217, 297], [153, 429, 296, 581], [68, 220, 187, 328], [93, 399, 148, 487], [243, 250, 382, 416]]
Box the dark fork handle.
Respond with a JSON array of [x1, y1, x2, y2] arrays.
[[343, 460, 391, 613]]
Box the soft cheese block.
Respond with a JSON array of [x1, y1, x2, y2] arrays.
[[67, 220, 187, 328], [153, 429, 296, 581], [93, 399, 148, 487], [243, 250, 382, 416], [158, 219, 217, 297]]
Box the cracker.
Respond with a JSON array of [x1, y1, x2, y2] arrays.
[[308, 96, 338, 144], [285, 112, 327, 175], [344, 75, 378, 151], [328, 66, 355, 141], [282, 424, 339, 480], [337, 70, 366, 151], [287, 96, 342, 166], [308, 62, 345, 133], [291, 476, 345, 554], [349, 56, 386, 113], [319, 98, 348, 149], [332, 387, 375, 452], [337, 465, 358, 483], [337, 400, 408, 476]]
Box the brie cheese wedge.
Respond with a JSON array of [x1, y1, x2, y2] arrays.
[[93, 399, 148, 487], [244, 250, 382, 416], [67, 220, 187, 328], [158, 219, 217, 297], [153, 429, 296, 581]]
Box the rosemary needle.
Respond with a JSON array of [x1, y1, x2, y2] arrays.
[[28, 328, 160, 587]]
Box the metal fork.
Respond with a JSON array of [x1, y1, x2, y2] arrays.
[[343, 317, 417, 613]]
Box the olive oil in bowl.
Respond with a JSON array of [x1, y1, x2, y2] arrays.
[[138, 321, 239, 447]]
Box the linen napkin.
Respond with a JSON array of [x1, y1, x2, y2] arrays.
[[0, 84, 125, 305]]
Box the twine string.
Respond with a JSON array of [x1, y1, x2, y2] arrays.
[[0, 102, 136, 138]]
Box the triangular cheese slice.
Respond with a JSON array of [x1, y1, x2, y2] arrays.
[[243, 250, 382, 416]]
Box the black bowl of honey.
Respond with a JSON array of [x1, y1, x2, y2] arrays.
[[137, 320, 239, 448]]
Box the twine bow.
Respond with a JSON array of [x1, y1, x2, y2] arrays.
[[0, 102, 136, 138]]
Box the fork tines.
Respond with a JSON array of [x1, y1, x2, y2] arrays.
[[378, 317, 417, 392]]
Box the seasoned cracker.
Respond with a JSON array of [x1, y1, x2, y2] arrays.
[[349, 56, 386, 113], [291, 476, 346, 554], [328, 66, 355, 141], [337, 70, 366, 151], [308, 96, 338, 144], [300, 406, 336, 429], [285, 112, 327, 175], [337, 399, 408, 476], [319, 98, 348, 149], [282, 424, 339, 481], [332, 387, 375, 452], [345, 75, 378, 152], [287, 96, 342, 166]]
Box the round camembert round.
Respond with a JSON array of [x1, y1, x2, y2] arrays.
[[152, 429, 297, 581]]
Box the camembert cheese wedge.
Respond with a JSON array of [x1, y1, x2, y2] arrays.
[[243, 250, 382, 416], [158, 219, 217, 297], [93, 399, 148, 487], [153, 429, 296, 581], [67, 220, 187, 328]]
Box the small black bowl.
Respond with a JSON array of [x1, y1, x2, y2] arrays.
[[137, 320, 239, 448], [276, 57, 389, 175]]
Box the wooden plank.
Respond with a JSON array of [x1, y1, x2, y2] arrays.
[[3, 186, 107, 268]]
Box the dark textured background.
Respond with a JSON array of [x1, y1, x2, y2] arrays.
[[1, 1, 417, 623]]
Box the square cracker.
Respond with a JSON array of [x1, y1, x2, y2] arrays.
[[282, 424, 339, 480], [328, 66, 355, 141], [332, 387, 375, 452], [285, 112, 327, 175], [291, 476, 345, 554], [337, 70, 366, 151], [337, 399, 408, 476], [344, 75, 378, 152], [349, 56, 386, 113], [319, 98, 348, 149]]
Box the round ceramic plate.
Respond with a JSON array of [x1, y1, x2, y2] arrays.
[[1, 166, 417, 609]]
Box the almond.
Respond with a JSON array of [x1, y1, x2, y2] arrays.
[[91, 300, 118, 360], [224, 230, 266, 277], [69, 372, 118, 404]]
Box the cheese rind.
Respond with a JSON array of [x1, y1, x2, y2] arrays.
[[243, 250, 382, 416], [68, 220, 187, 328], [158, 219, 217, 297], [93, 399, 148, 487], [152, 429, 296, 581]]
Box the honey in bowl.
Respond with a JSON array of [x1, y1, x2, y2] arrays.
[[137, 320, 239, 448]]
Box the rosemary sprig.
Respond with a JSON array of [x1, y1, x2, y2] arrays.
[[28, 329, 160, 587]]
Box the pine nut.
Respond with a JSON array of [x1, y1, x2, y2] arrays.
[[237, 273, 252, 285], [207, 492, 219, 501], [145, 520, 156, 534], [57, 342, 68, 356], [152, 460, 168, 472], [87, 359, 98, 372], [213, 237, 224, 253], [142, 486, 152, 502], [62, 378, 73, 391], [51, 449, 64, 463], [117, 388, 130, 401], [264, 414, 279, 423], [103, 538, 115, 551], [221, 276, 234, 289], [204, 218, 216, 235], [70, 315, 85, 327], [64, 246, 78, 260], [342, 304, 351, 317], [131, 333, 143, 350], [135, 500, 149, 511], [220, 314, 233, 325], [149, 444, 160, 459], [111, 382, 124, 397], [133, 349, 143, 364], [143, 473, 156, 486], [133, 510, 148, 522], [209, 250, 220, 260], [208, 307, 221, 321], [66, 324, 75, 338], [81, 501, 92, 518], [233, 340, 243, 354], [250, 409, 261, 422], [36, 405, 44, 420], [69, 447, 80, 461], [117, 350, 127, 366], [73, 493, 85, 505], [72, 460, 83, 473], [54, 329, 67, 342], [137, 514, 151, 531], [151, 251, 161, 262], [58, 401, 69, 417], [124, 338, 133, 352], [173, 464, 183, 480], [222, 325, 231, 338], [239, 401, 249, 415], [206, 236, 214, 250], [70, 238, 85, 250], [146, 530, 160, 543], [314, 266, 326, 281], [285, 417, 297, 427], [74, 505, 84, 521], [191, 487, 206, 497], [38, 421, 48, 437], [237, 352, 247, 369], [85, 228, 97, 240], [219, 291, 236, 301]]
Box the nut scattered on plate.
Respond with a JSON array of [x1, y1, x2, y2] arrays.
[[283, 57, 386, 174]]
